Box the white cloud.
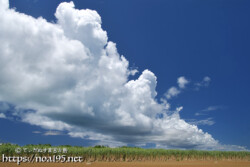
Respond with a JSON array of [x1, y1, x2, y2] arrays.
[[195, 112, 204, 116], [204, 76, 211, 82], [195, 105, 224, 116], [177, 76, 189, 89], [0, 0, 8, 10], [32, 131, 42, 134], [165, 87, 180, 99], [44, 131, 63, 136], [187, 118, 215, 126], [0, 113, 6, 119], [195, 76, 211, 90], [165, 76, 189, 99], [202, 106, 223, 112], [0, 0, 245, 150]]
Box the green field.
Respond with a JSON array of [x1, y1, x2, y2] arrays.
[[1, 143, 250, 162]]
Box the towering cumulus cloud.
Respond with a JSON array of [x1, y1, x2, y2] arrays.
[[0, 0, 245, 150]]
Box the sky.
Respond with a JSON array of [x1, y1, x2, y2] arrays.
[[0, 0, 250, 150]]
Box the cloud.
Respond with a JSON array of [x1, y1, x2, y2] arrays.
[[33, 130, 63, 136], [195, 113, 205, 116], [165, 87, 181, 99], [0, 113, 6, 119], [32, 131, 42, 134], [187, 118, 215, 126], [177, 76, 189, 89], [0, 0, 8, 10], [165, 76, 189, 99], [204, 76, 211, 82], [0, 0, 245, 150], [195, 105, 224, 116], [0, 102, 10, 112], [44, 131, 63, 136], [201, 106, 224, 112], [195, 76, 211, 90]]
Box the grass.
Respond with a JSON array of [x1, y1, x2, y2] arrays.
[[0, 143, 250, 162]]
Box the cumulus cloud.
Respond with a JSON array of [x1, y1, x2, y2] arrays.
[[0, 0, 8, 10], [0, 0, 245, 150]]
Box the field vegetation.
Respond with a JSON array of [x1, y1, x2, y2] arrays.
[[1, 143, 250, 162]]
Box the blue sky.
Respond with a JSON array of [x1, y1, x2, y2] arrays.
[[0, 0, 249, 150]]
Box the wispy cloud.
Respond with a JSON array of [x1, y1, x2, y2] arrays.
[[44, 131, 63, 136], [32, 131, 42, 134], [33, 130, 63, 136], [187, 118, 215, 126], [195, 105, 225, 116], [195, 113, 205, 116], [195, 76, 211, 90], [201, 106, 224, 112]]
